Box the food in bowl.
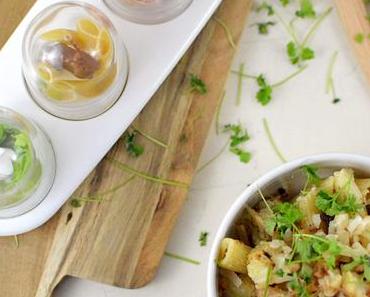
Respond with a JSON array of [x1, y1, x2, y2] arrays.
[[216, 167, 370, 297], [22, 2, 128, 120], [0, 107, 55, 218]]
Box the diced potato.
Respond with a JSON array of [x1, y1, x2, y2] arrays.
[[320, 176, 335, 193], [295, 187, 319, 229], [247, 248, 273, 289], [333, 169, 363, 204], [218, 238, 250, 273], [355, 178, 370, 204]]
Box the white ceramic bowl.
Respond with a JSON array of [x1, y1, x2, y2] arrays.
[[207, 153, 370, 297]]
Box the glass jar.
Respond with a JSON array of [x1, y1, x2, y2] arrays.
[[0, 107, 55, 218], [103, 0, 193, 24], [22, 2, 129, 120]]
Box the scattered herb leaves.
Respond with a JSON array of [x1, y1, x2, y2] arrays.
[[255, 21, 276, 35], [164, 251, 201, 265], [301, 164, 321, 186], [296, 0, 316, 19], [223, 123, 252, 163], [256, 2, 274, 16], [354, 33, 365, 44], [316, 191, 362, 216], [263, 118, 287, 163], [190, 74, 207, 95], [199, 231, 209, 247], [267, 202, 303, 236], [124, 131, 144, 157], [256, 74, 273, 105]]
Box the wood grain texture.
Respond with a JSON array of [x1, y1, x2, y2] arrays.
[[334, 0, 370, 84], [0, 0, 252, 296]]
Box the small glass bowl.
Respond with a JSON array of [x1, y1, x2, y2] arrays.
[[0, 107, 55, 218], [103, 0, 193, 24], [22, 2, 129, 121]]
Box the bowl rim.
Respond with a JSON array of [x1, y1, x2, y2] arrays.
[[206, 152, 370, 297]]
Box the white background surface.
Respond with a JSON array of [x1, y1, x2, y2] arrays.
[[50, 0, 369, 296]]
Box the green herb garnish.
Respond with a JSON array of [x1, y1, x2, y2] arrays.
[[354, 33, 365, 44], [280, 0, 291, 6], [267, 202, 303, 236], [255, 21, 276, 35], [326, 51, 340, 103], [301, 164, 321, 186], [256, 2, 274, 16], [199, 231, 209, 247], [263, 118, 287, 163], [190, 74, 207, 95], [256, 74, 273, 105], [289, 273, 310, 297], [316, 190, 362, 216], [164, 251, 201, 265], [295, 0, 316, 19], [293, 234, 342, 269], [124, 131, 144, 157], [108, 158, 189, 188], [287, 41, 315, 65], [223, 123, 251, 163]]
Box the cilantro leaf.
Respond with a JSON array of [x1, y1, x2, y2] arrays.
[[198, 231, 209, 247], [256, 74, 273, 105], [354, 33, 365, 44], [280, 0, 291, 6], [190, 74, 207, 95], [256, 2, 274, 15], [256, 21, 275, 35], [289, 273, 310, 297], [269, 202, 303, 235], [124, 131, 144, 157], [301, 164, 321, 185], [316, 191, 362, 216], [296, 0, 316, 18], [294, 234, 342, 269], [287, 42, 315, 65], [223, 124, 252, 164]]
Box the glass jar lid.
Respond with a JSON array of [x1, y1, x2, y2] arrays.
[[103, 0, 194, 24], [22, 2, 129, 120], [0, 107, 55, 218]]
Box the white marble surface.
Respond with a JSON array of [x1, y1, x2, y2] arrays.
[[54, 0, 370, 296]]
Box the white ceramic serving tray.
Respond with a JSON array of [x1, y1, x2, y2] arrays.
[[0, 0, 222, 236]]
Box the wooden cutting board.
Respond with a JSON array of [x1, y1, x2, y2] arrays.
[[334, 0, 370, 84], [0, 0, 252, 296]]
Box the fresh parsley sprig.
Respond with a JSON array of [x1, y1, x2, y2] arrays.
[[256, 2, 274, 16], [124, 131, 144, 157], [266, 202, 303, 236], [295, 0, 316, 19], [232, 66, 307, 105], [199, 231, 209, 247], [316, 190, 362, 216], [190, 74, 208, 95], [254, 21, 276, 35], [223, 123, 252, 163], [301, 164, 321, 186]]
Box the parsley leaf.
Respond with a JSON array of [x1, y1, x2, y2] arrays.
[[256, 74, 273, 105], [289, 273, 310, 297], [280, 0, 291, 6], [256, 2, 274, 15], [190, 74, 207, 95], [199, 231, 209, 247], [287, 41, 315, 65], [301, 164, 321, 185], [223, 124, 252, 163], [296, 0, 316, 18], [294, 234, 342, 269], [267, 202, 303, 236], [124, 131, 144, 157], [316, 191, 362, 216], [256, 21, 276, 35], [354, 33, 365, 44]]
